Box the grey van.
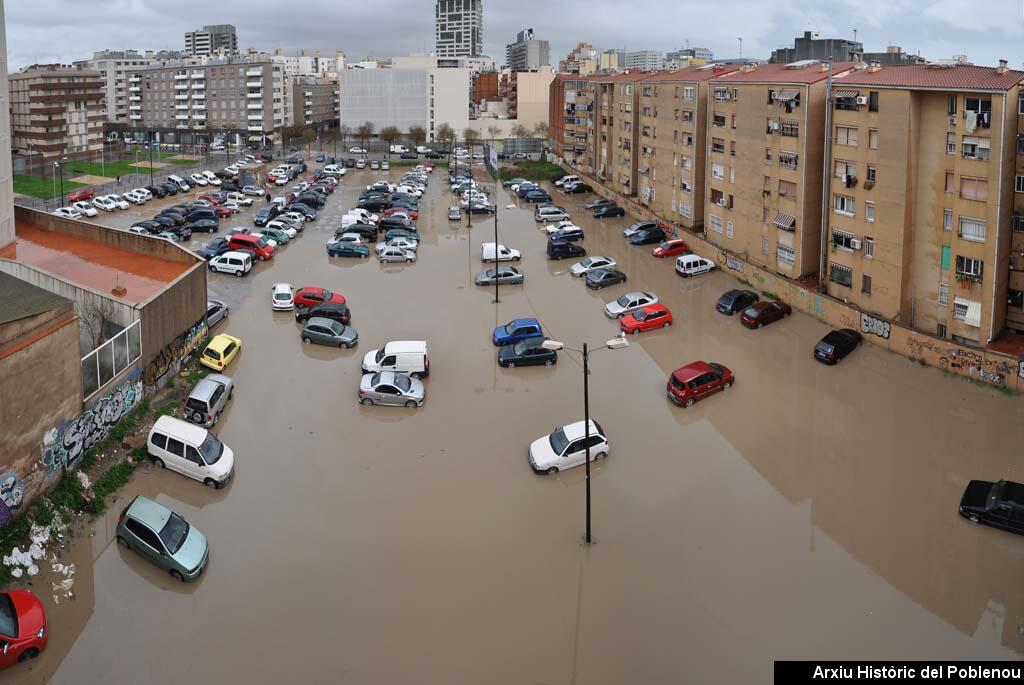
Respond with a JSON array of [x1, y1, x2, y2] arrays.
[[184, 373, 234, 427]]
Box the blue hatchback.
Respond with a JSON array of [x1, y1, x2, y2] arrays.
[[492, 318, 543, 346]]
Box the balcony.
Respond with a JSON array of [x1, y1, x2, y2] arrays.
[[129, 114, 141, 120], [246, 68, 262, 77], [247, 124, 263, 132], [128, 86, 141, 93], [174, 73, 188, 80], [192, 103, 206, 110], [175, 114, 189, 120], [129, 104, 141, 111], [129, 95, 141, 102], [128, 75, 140, 83], [175, 93, 189, 100], [246, 91, 262, 99], [191, 83, 205, 90], [247, 114, 263, 121], [191, 92, 205, 100], [246, 103, 262, 110], [175, 83, 188, 90], [190, 71, 205, 79]]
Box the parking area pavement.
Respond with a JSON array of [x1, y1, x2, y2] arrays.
[[16, 161, 1024, 685]]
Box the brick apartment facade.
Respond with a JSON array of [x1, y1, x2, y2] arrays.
[[549, 74, 592, 170], [288, 76, 339, 128], [9, 65, 105, 159]]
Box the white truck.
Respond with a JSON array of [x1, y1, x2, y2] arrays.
[[390, 144, 409, 154], [481, 243, 522, 262]]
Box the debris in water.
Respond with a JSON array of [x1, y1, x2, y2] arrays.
[[10, 568, 21, 578], [77, 471, 92, 489]]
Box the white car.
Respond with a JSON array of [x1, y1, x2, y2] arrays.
[[72, 201, 98, 217], [265, 220, 298, 238], [202, 172, 222, 186], [127, 226, 150, 235], [349, 147, 367, 154], [415, 146, 432, 154], [53, 206, 83, 219], [222, 201, 242, 213], [123, 191, 147, 205], [395, 186, 423, 198], [571, 256, 617, 277], [189, 173, 208, 186], [226, 192, 253, 206], [282, 211, 309, 225], [329, 232, 366, 247], [292, 181, 310, 193], [545, 220, 579, 235], [224, 165, 240, 175], [367, 182, 396, 193], [554, 175, 579, 187], [381, 161, 390, 171], [271, 283, 294, 311], [108, 195, 130, 210], [135, 187, 153, 200], [528, 420, 609, 474], [93, 196, 117, 211], [323, 164, 346, 176], [377, 237, 418, 254], [242, 185, 264, 196], [377, 246, 417, 263], [604, 291, 659, 318], [346, 208, 378, 224], [481, 243, 520, 262], [275, 175, 289, 186]]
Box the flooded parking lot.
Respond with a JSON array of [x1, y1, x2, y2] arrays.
[[6, 163, 1024, 684]]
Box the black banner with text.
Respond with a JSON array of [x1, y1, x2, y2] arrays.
[[775, 662, 1024, 684]]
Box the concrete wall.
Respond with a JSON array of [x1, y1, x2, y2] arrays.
[[0, 0, 13, 250], [138, 265, 207, 366]]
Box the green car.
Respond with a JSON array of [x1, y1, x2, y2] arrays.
[[116, 496, 209, 582], [384, 228, 418, 243], [328, 242, 371, 258], [258, 227, 289, 245]]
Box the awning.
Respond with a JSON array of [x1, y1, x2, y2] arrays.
[[772, 211, 796, 229], [832, 89, 859, 100], [775, 89, 800, 101], [954, 297, 982, 327]]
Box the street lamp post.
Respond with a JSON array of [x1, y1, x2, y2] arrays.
[[148, 142, 155, 187], [542, 335, 629, 544], [54, 160, 65, 207]]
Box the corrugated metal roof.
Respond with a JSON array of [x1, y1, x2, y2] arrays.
[[0, 271, 72, 326], [836, 64, 1024, 91]]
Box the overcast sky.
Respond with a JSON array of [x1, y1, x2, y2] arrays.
[[6, 0, 1024, 70]]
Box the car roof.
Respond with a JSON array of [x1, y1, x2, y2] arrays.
[[383, 340, 426, 353], [126, 496, 172, 530], [207, 333, 238, 351], [272, 283, 293, 293], [559, 420, 604, 441], [673, 361, 714, 381], [509, 317, 540, 327], [307, 317, 341, 329], [624, 291, 651, 300], [151, 415, 208, 444]]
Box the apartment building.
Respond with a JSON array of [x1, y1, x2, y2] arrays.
[[9, 65, 105, 160], [126, 61, 284, 140], [497, 67, 554, 122], [703, 61, 856, 277], [185, 24, 238, 57], [825, 62, 1024, 345], [288, 76, 339, 128], [558, 43, 598, 76], [506, 29, 549, 72], [593, 73, 643, 197], [0, 0, 12, 248], [435, 0, 483, 58], [549, 74, 592, 169], [635, 65, 740, 228], [73, 50, 156, 123], [624, 51, 664, 72]]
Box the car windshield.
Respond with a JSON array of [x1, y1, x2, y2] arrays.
[[816, 342, 835, 355], [707, 363, 724, 375], [633, 309, 649, 321], [743, 307, 760, 318], [0, 594, 17, 638], [670, 375, 686, 391], [394, 375, 412, 392], [513, 339, 538, 354], [159, 512, 190, 555], [616, 295, 630, 307], [549, 428, 570, 455], [256, 238, 268, 249], [199, 433, 223, 465], [988, 481, 1005, 509], [328, 322, 343, 335], [274, 292, 290, 300]]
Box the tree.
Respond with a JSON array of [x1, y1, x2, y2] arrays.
[[436, 123, 454, 147], [532, 121, 550, 141], [301, 127, 316, 155], [380, 126, 401, 158], [408, 125, 427, 148], [463, 127, 480, 150], [510, 123, 530, 140], [357, 122, 374, 152], [339, 123, 352, 149], [486, 125, 501, 142]]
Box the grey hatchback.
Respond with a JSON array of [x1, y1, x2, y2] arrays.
[[474, 266, 524, 286], [301, 317, 358, 348], [116, 496, 209, 582], [358, 371, 425, 407]]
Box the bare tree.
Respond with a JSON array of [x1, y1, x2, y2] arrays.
[[436, 123, 455, 147], [510, 123, 530, 140], [462, 128, 480, 150], [532, 121, 550, 141], [339, 123, 352, 150], [408, 125, 427, 148], [357, 122, 375, 151], [380, 126, 401, 158], [79, 298, 117, 351]]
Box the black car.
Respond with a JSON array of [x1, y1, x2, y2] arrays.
[[130, 220, 161, 234], [287, 203, 318, 220], [162, 224, 192, 241], [498, 338, 557, 368], [297, 193, 325, 207], [547, 239, 586, 260], [585, 268, 627, 289], [593, 205, 626, 218], [379, 217, 414, 231], [565, 183, 593, 194], [524, 190, 552, 203], [156, 211, 187, 226], [341, 224, 380, 241], [144, 185, 167, 198], [345, 158, 356, 167], [813, 329, 863, 364], [198, 237, 230, 259], [516, 184, 541, 198], [629, 227, 667, 245], [254, 205, 280, 226], [185, 210, 218, 224], [168, 203, 192, 214], [502, 177, 527, 188], [584, 198, 612, 210], [425, 152, 443, 159], [187, 219, 219, 234], [550, 227, 584, 243], [315, 154, 325, 162], [716, 289, 760, 315], [400, 152, 417, 159], [358, 198, 390, 212], [295, 302, 351, 325], [214, 170, 233, 180], [959, 479, 1024, 535], [151, 215, 176, 229], [221, 180, 239, 192], [158, 182, 179, 196], [467, 203, 496, 214]]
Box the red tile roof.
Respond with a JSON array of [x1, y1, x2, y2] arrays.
[[643, 65, 741, 83], [592, 71, 653, 83], [714, 61, 858, 84], [835, 64, 1024, 91]]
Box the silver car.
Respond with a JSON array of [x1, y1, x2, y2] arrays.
[[604, 291, 659, 318], [301, 317, 359, 348], [206, 299, 229, 327], [358, 371, 425, 407], [474, 266, 524, 286], [570, 256, 617, 278], [378, 246, 417, 263], [376, 237, 418, 254]]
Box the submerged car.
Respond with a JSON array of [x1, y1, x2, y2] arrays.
[[740, 301, 792, 329], [716, 289, 760, 316], [116, 496, 208, 581], [474, 266, 524, 286], [358, 371, 424, 407], [813, 329, 862, 365], [570, 256, 616, 277], [328, 242, 371, 258], [620, 304, 673, 334], [498, 338, 557, 368], [959, 479, 1024, 535], [0, 590, 48, 668], [301, 317, 358, 348], [528, 420, 608, 474], [666, 361, 735, 408], [492, 317, 542, 346], [585, 268, 627, 290], [603, 291, 658, 318]]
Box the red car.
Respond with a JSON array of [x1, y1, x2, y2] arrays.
[[68, 188, 95, 202], [384, 206, 418, 220], [666, 361, 734, 408], [0, 591, 47, 669], [197, 194, 222, 205], [652, 239, 690, 258], [228, 233, 274, 261], [294, 287, 345, 308], [620, 304, 673, 334], [214, 205, 232, 218], [740, 301, 792, 329]]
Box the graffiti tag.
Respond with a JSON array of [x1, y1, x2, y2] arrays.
[[725, 255, 744, 273], [144, 318, 208, 387], [1019, 361, 1024, 379], [860, 313, 891, 340], [0, 473, 25, 511]]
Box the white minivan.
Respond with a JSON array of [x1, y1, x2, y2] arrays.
[[675, 254, 716, 277], [168, 175, 190, 192], [208, 250, 253, 277], [535, 205, 570, 222], [147, 415, 235, 488], [361, 340, 429, 378]]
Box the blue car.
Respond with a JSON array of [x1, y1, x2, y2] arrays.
[[199, 237, 231, 260], [315, 154, 326, 162], [492, 317, 543, 346]]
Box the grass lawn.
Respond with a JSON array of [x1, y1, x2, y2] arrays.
[[13, 174, 87, 200], [63, 156, 193, 178], [503, 160, 564, 181]]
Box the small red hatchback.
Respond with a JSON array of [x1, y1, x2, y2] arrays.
[[620, 304, 673, 334], [294, 287, 346, 309], [740, 301, 792, 329], [651, 239, 690, 258], [68, 188, 95, 202], [197, 194, 222, 205], [0, 590, 47, 669], [666, 361, 734, 408]]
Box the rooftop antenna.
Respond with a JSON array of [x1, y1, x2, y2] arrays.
[[853, 28, 857, 43], [738, 37, 743, 58]]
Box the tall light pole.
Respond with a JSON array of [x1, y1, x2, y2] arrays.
[[542, 335, 629, 544], [54, 160, 65, 207]]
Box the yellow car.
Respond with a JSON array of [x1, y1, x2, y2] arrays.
[[200, 333, 242, 371]]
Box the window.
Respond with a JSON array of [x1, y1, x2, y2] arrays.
[[834, 160, 856, 178], [711, 138, 725, 153], [864, 237, 874, 258], [953, 300, 969, 321], [868, 129, 878, 149], [778, 180, 797, 200], [829, 263, 853, 286], [868, 91, 879, 112], [959, 177, 988, 201], [941, 245, 951, 270], [946, 132, 956, 154], [713, 113, 726, 127], [866, 166, 876, 184], [711, 163, 724, 180], [777, 243, 795, 265], [730, 141, 736, 156], [166, 438, 185, 458], [778, 151, 798, 169], [709, 215, 723, 233], [937, 323, 947, 338], [1016, 174, 1024, 193], [1020, 96, 1024, 115], [730, 167, 735, 184], [948, 95, 957, 116], [731, 113, 736, 128], [943, 208, 953, 230], [958, 217, 986, 242], [682, 133, 693, 147], [836, 126, 858, 146], [710, 189, 726, 206], [961, 136, 990, 160], [938, 283, 950, 306], [764, 148, 772, 165], [833, 193, 855, 215], [762, 236, 770, 254], [683, 86, 694, 99], [678, 201, 691, 217], [945, 172, 955, 193], [726, 221, 734, 239], [955, 255, 984, 278], [865, 202, 875, 222], [152, 433, 167, 450], [862, 274, 872, 294], [964, 97, 992, 128], [832, 229, 856, 250], [780, 120, 799, 137]]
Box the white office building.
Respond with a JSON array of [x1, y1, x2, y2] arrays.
[[624, 50, 664, 72], [435, 0, 483, 58]]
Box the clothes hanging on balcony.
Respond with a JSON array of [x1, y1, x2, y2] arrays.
[[965, 110, 977, 134], [978, 111, 990, 128]]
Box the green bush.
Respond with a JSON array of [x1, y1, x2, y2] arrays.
[[155, 401, 179, 417], [90, 461, 136, 514], [46, 472, 86, 512]]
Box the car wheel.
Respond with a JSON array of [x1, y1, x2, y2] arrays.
[[507, 361, 516, 368], [234, 270, 243, 278], [406, 258, 413, 263], [208, 264, 216, 272], [117, 535, 130, 549], [544, 359, 554, 366], [594, 451, 608, 461], [662, 322, 671, 329], [192, 411, 204, 423], [723, 381, 732, 390], [153, 458, 165, 469], [513, 256, 521, 261], [204, 478, 218, 489], [405, 400, 417, 408], [684, 398, 695, 408], [18, 648, 39, 663], [757, 323, 764, 329], [303, 336, 313, 344], [969, 514, 980, 523], [170, 569, 185, 582], [343, 342, 353, 349], [631, 328, 639, 335], [361, 398, 373, 406], [545, 467, 558, 475]]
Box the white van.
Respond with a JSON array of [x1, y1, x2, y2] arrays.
[[208, 250, 253, 277], [167, 175, 190, 192], [481, 243, 521, 262], [362, 340, 429, 378], [675, 254, 716, 277], [147, 415, 235, 488], [555, 175, 579, 188], [535, 205, 570, 222], [390, 144, 409, 154]]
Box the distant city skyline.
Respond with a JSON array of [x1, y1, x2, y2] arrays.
[[5, 0, 1024, 70]]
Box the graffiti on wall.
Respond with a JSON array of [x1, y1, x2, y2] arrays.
[[143, 318, 208, 387], [0, 473, 25, 511], [41, 369, 143, 472], [725, 255, 744, 273], [860, 313, 891, 340], [906, 336, 1010, 385], [1020, 360, 1024, 379]]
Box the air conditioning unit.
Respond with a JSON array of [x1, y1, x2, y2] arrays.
[[949, 115, 957, 126], [855, 96, 868, 105], [772, 122, 780, 130], [849, 238, 862, 250]]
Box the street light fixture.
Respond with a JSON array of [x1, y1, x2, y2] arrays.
[[541, 333, 629, 544]]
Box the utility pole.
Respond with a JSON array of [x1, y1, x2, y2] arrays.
[[583, 342, 592, 544], [492, 142, 500, 303], [818, 57, 834, 294]]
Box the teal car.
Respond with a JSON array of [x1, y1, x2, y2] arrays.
[[258, 227, 289, 245], [116, 496, 209, 582], [384, 228, 418, 243], [328, 242, 371, 258]]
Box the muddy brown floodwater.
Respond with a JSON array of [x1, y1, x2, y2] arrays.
[[5, 164, 1024, 685]]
